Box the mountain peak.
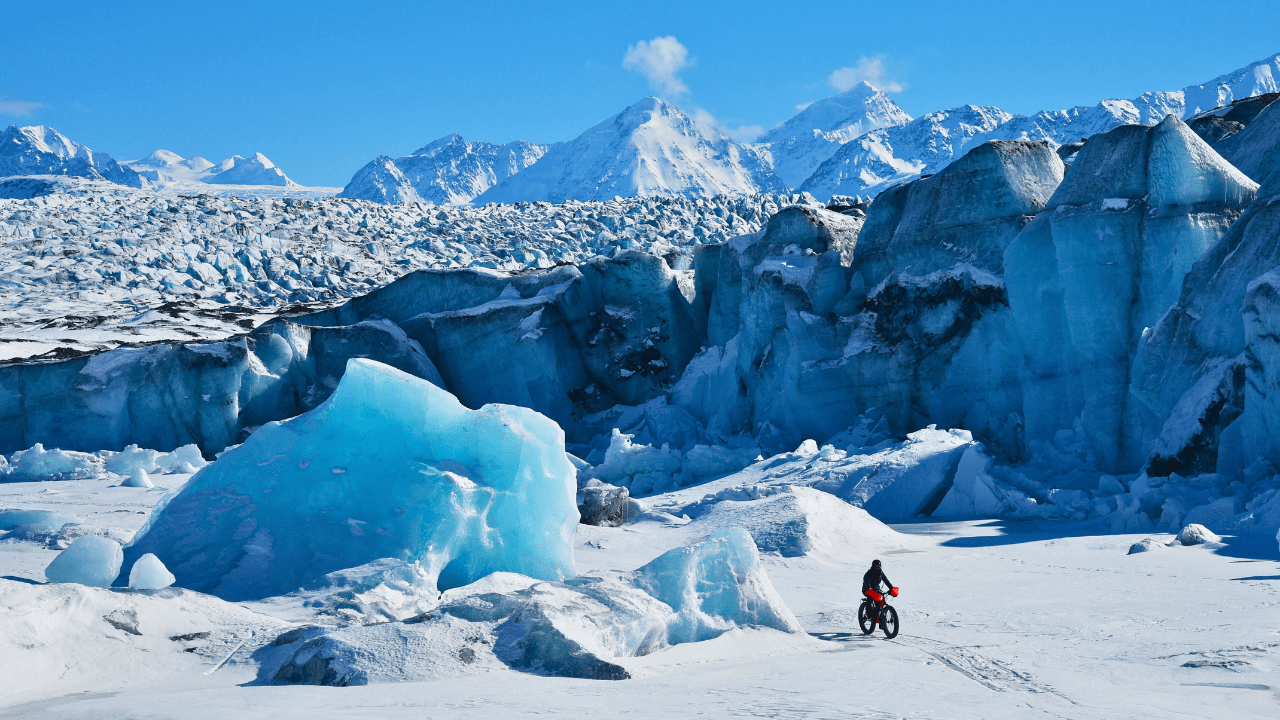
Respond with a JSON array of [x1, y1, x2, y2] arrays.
[[1, 125, 143, 187], [474, 98, 785, 204]]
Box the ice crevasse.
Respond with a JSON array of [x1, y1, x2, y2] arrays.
[[122, 358, 580, 600]]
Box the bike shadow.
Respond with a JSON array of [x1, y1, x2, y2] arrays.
[[809, 632, 884, 643]]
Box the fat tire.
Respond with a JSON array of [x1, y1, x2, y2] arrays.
[[880, 605, 899, 639], [858, 602, 876, 635]]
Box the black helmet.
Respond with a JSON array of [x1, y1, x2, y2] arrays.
[[871, 559, 881, 567]]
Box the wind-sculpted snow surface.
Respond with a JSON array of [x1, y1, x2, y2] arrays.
[[0, 183, 794, 361], [262, 529, 801, 684], [121, 359, 579, 600], [1007, 116, 1258, 473]]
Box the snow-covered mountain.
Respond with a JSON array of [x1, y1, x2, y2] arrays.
[[477, 97, 787, 204], [801, 51, 1280, 199], [0, 125, 143, 187], [128, 150, 297, 187], [759, 81, 912, 187], [340, 134, 551, 205]]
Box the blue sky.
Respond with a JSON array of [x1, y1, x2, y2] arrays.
[[3, 0, 1278, 186]]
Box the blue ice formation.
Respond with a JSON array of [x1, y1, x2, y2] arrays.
[[122, 358, 579, 600], [45, 534, 124, 587], [6, 444, 99, 481], [120, 469, 153, 488], [0, 509, 82, 532], [635, 528, 802, 644], [104, 445, 160, 476], [128, 553, 175, 590]]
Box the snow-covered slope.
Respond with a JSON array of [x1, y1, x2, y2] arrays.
[[800, 105, 1013, 199], [0, 125, 143, 188], [128, 150, 297, 187], [760, 82, 912, 188], [477, 97, 788, 204], [802, 52, 1280, 199], [341, 134, 552, 205]]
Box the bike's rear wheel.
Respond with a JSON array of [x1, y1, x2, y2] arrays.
[[880, 605, 899, 639], [857, 602, 876, 635]]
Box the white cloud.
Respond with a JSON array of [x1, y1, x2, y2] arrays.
[[623, 36, 689, 97], [828, 56, 904, 94], [0, 98, 44, 117], [794, 101, 814, 113], [691, 107, 764, 143]]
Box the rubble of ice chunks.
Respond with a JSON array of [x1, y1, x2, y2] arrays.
[[1007, 116, 1259, 474], [261, 529, 803, 685], [659, 426, 1039, 523], [121, 359, 580, 601], [578, 428, 760, 497], [0, 179, 802, 360]]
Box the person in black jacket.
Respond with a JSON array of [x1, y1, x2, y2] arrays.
[[862, 559, 893, 601]]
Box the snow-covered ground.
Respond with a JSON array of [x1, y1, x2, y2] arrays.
[[3, 467, 1277, 719], [0, 178, 803, 361]]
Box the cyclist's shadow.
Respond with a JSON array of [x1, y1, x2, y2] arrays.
[[810, 632, 885, 642]]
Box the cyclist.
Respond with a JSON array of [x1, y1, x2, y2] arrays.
[[862, 559, 895, 605]]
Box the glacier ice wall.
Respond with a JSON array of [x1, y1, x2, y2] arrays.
[[0, 318, 440, 456], [122, 358, 578, 600], [1006, 116, 1257, 472]]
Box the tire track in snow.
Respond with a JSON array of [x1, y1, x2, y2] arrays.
[[892, 634, 1076, 705]]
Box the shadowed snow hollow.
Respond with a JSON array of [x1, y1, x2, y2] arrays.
[[122, 358, 579, 600]]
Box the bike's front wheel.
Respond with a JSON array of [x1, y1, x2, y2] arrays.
[[858, 602, 876, 635], [880, 605, 899, 639]]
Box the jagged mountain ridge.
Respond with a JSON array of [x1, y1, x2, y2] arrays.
[[0, 125, 143, 188], [758, 81, 913, 188], [476, 97, 787, 204], [340, 134, 552, 205], [800, 52, 1280, 200]]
